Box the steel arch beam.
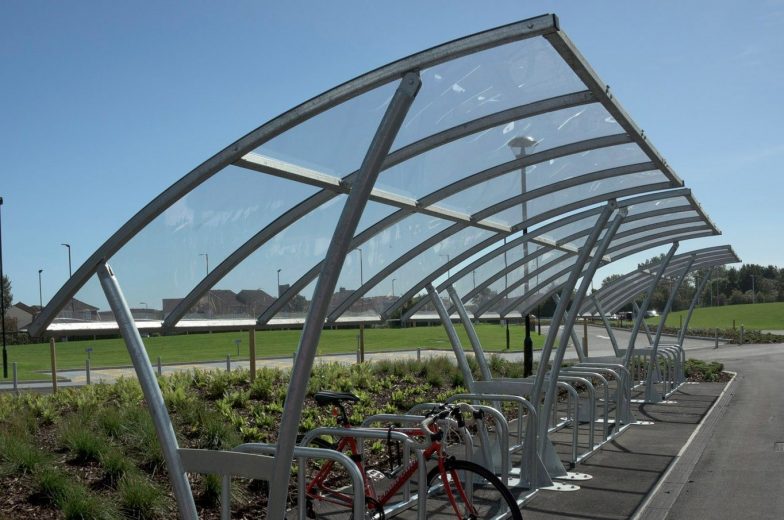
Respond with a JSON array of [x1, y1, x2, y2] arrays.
[[392, 186, 694, 322], [497, 228, 719, 317], [326, 223, 470, 321], [164, 92, 619, 330], [419, 133, 634, 207], [28, 14, 559, 337]]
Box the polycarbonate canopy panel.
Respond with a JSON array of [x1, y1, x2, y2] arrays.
[[32, 14, 720, 338], [581, 245, 741, 315], [403, 188, 718, 320]]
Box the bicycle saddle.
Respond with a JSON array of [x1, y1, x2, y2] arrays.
[[313, 391, 360, 407]]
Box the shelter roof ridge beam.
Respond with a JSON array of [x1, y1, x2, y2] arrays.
[[29, 14, 559, 337], [544, 30, 684, 187], [236, 153, 510, 233]]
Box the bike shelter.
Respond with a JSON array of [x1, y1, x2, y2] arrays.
[[27, 14, 734, 519]]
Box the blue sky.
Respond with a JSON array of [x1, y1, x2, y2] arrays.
[[2, 0, 782, 308]]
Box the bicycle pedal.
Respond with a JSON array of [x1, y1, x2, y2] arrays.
[[366, 469, 386, 481]]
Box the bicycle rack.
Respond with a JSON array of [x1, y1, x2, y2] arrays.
[[298, 426, 428, 520], [232, 443, 365, 520]]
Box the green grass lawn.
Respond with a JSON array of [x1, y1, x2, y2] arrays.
[[647, 301, 784, 331], [4, 323, 545, 381]]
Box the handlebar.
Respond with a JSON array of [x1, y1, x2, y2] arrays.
[[418, 402, 484, 442]]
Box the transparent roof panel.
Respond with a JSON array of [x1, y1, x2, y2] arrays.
[[36, 17, 721, 338], [392, 36, 585, 150], [104, 166, 319, 317], [256, 82, 398, 178]]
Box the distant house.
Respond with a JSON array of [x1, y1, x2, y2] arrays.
[[56, 298, 100, 321], [7, 302, 38, 330], [163, 289, 277, 320], [237, 290, 275, 316]]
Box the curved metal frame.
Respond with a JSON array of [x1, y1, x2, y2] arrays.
[[30, 14, 564, 337]]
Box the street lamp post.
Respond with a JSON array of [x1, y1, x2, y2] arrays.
[[0, 196, 6, 378], [61, 243, 72, 277], [199, 253, 209, 277], [751, 274, 756, 304], [509, 135, 537, 377], [439, 253, 450, 279], [38, 269, 44, 310], [354, 248, 363, 287], [61, 243, 74, 316], [391, 278, 396, 298], [277, 268, 282, 297]]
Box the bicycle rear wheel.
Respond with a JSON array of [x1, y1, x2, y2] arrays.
[[426, 459, 522, 519], [303, 437, 385, 520]]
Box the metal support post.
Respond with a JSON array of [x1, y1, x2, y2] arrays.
[[679, 270, 713, 346], [427, 284, 475, 391], [157, 356, 162, 377], [646, 255, 694, 402], [447, 285, 491, 381], [267, 72, 421, 519], [537, 206, 624, 452], [12, 362, 17, 394], [524, 313, 533, 377], [583, 318, 588, 357], [49, 338, 57, 393], [86, 358, 91, 385], [97, 264, 197, 519], [249, 328, 256, 383], [226, 354, 231, 373], [593, 294, 621, 356], [359, 323, 365, 363], [624, 243, 679, 368], [634, 302, 655, 344]]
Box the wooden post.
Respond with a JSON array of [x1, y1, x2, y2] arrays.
[[249, 328, 256, 383], [359, 323, 365, 363], [49, 337, 57, 393], [582, 318, 588, 357]]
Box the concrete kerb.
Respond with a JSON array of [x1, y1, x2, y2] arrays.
[[631, 371, 738, 520]]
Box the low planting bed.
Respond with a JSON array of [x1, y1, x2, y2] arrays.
[[0, 356, 725, 519]]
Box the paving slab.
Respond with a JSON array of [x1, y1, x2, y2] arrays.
[[521, 382, 726, 520]]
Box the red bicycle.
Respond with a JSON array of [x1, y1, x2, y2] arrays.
[[302, 391, 522, 519]]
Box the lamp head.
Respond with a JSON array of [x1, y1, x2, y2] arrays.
[[508, 135, 538, 156]]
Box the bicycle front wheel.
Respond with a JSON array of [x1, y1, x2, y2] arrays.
[[426, 459, 522, 519]]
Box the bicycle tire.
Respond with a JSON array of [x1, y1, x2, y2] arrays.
[[426, 459, 522, 519]]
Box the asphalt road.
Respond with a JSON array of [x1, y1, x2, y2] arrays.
[[663, 342, 784, 519]]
